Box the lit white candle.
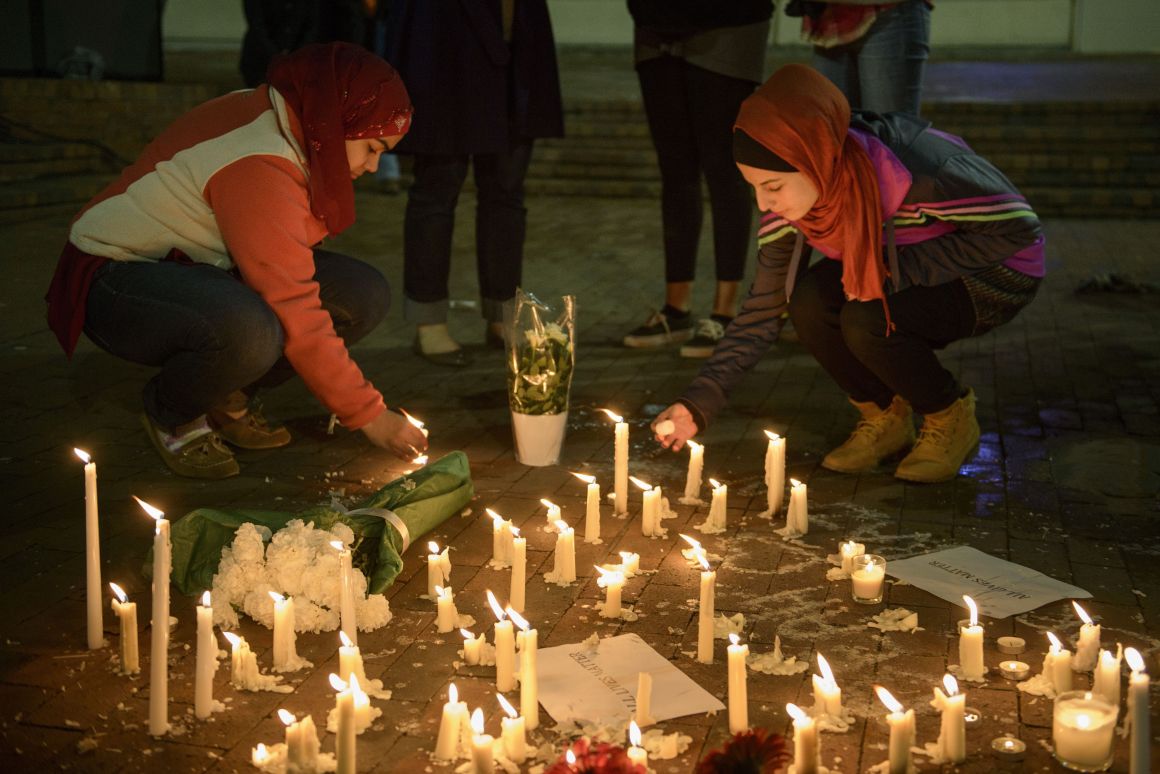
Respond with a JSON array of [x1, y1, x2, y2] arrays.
[[426, 541, 451, 599], [330, 540, 357, 646], [279, 709, 321, 772], [875, 686, 916, 774], [932, 674, 966, 764], [785, 478, 808, 534], [600, 409, 629, 516], [400, 408, 428, 438], [626, 720, 648, 769], [595, 565, 625, 618], [683, 440, 704, 501], [488, 508, 512, 567], [269, 590, 299, 672], [541, 498, 562, 527], [108, 582, 139, 674], [812, 653, 843, 718], [631, 476, 662, 537], [619, 550, 640, 576], [1125, 647, 1150, 774], [1042, 632, 1074, 694], [470, 707, 494, 774], [434, 683, 469, 761], [195, 591, 216, 718], [509, 607, 538, 731], [75, 449, 103, 650], [461, 628, 484, 666], [763, 431, 786, 516], [550, 519, 576, 583], [251, 742, 272, 769], [696, 550, 715, 664], [1052, 690, 1117, 770], [787, 703, 819, 774], [488, 591, 516, 692], [572, 472, 602, 543], [509, 527, 526, 613], [635, 671, 655, 728], [331, 673, 356, 774], [707, 478, 727, 530], [497, 694, 527, 764], [1091, 645, 1122, 708], [435, 585, 460, 633], [338, 629, 366, 684], [839, 540, 865, 573], [727, 633, 749, 733], [851, 554, 886, 604], [136, 496, 169, 736], [1072, 601, 1101, 671], [958, 595, 986, 680]]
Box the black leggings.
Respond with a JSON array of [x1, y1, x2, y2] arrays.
[[788, 259, 977, 415], [637, 56, 756, 284]]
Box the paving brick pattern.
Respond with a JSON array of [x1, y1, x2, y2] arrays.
[[2, 56, 1160, 774]]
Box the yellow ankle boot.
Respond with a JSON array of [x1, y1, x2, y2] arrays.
[[822, 396, 915, 473], [895, 390, 981, 483]]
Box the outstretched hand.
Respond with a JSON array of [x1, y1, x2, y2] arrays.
[[361, 409, 430, 460], [652, 403, 698, 452]]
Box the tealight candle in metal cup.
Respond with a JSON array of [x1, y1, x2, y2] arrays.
[[991, 736, 1027, 761], [999, 660, 1030, 680], [996, 636, 1026, 655]]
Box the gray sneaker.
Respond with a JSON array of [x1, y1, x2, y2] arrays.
[[679, 317, 727, 358], [622, 309, 694, 348]]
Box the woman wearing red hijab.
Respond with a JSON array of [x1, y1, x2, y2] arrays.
[[654, 64, 1045, 483], [45, 43, 428, 479]]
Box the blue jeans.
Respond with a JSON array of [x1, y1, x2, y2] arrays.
[[83, 250, 390, 430], [811, 0, 931, 116]]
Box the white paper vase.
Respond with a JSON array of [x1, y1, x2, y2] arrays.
[[511, 411, 568, 466]]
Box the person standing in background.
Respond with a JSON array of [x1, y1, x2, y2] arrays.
[[384, 0, 564, 367], [790, 0, 932, 116], [239, 0, 319, 87], [623, 1, 773, 358]]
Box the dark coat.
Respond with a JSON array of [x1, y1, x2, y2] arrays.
[[383, 0, 564, 155]]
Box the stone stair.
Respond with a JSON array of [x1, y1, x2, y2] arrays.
[[527, 99, 1160, 217]]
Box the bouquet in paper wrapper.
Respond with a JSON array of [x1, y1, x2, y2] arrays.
[[505, 289, 575, 465]]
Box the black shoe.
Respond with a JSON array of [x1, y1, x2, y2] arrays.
[[412, 337, 472, 367], [622, 308, 693, 348], [679, 317, 729, 358]]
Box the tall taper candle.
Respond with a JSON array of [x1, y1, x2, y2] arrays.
[[510, 528, 526, 613], [727, 634, 749, 733], [509, 607, 539, 731], [875, 685, 916, 774], [601, 409, 629, 515], [488, 591, 516, 692], [696, 551, 715, 664], [572, 472, 602, 543], [331, 540, 358, 646], [136, 496, 169, 736], [763, 431, 785, 516], [683, 440, 704, 501], [194, 591, 216, 718], [1125, 647, 1150, 774], [1071, 601, 1101, 672], [76, 450, 104, 650]]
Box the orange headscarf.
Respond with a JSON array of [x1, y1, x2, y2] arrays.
[[267, 42, 412, 236], [735, 64, 887, 304]]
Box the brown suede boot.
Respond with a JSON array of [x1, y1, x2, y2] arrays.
[[895, 389, 981, 483], [141, 413, 240, 479], [822, 396, 916, 473], [208, 392, 291, 450]]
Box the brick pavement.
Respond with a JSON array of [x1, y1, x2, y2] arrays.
[[2, 62, 1160, 772]]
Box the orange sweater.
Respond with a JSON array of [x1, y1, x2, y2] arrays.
[[68, 86, 384, 429]]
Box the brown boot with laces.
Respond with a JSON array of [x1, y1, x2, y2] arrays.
[[208, 394, 292, 450], [894, 389, 981, 483], [141, 413, 240, 479], [822, 396, 916, 473]]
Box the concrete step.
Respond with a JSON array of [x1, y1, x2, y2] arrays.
[[0, 173, 111, 211]]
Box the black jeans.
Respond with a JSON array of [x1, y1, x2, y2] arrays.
[[788, 259, 976, 415], [83, 250, 389, 430], [637, 55, 756, 284], [403, 142, 535, 324]]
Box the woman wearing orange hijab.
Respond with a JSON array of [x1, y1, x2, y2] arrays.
[[46, 43, 428, 478], [654, 64, 1044, 483]]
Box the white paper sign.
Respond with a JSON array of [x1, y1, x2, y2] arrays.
[[887, 545, 1091, 618], [536, 633, 724, 725]]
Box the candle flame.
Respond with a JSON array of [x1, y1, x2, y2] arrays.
[[340, 630, 354, 648], [1125, 647, 1145, 673], [680, 534, 701, 549], [709, 478, 722, 490], [842, 540, 857, 552], [629, 720, 642, 747], [874, 685, 903, 713], [1072, 600, 1093, 626], [790, 478, 802, 488], [268, 590, 285, 604], [566, 749, 576, 764], [629, 476, 652, 491], [943, 674, 959, 696], [412, 454, 428, 466], [201, 590, 211, 607], [697, 551, 710, 571], [486, 507, 504, 525], [470, 707, 484, 735], [497, 694, 517, 718], [449, 683, 458, 704], [400, 409, 425, 430], [109, 582, 127, 603], [460, 629, 474, 640], [253, 743, 269, 763], [74, 448, 91, 464], [349, 673, 362, 695], [1047, 632, 1063, 652], [223, 631, 241, 647], [554, 519, 570, 533], [687, 440, 702, 451], [619, 551, 636, 562], [571, 472, 595, 484], [486, 590, 506, 621], [506, 606, 530, 631], [435, 585, 448, 599], [1075, 713, 1092, 730], [598, 408, 623, 424], [330, 540, 345, 551], [595, 566, 624, 587], [510, 525, 521, 538], [428, 541, 440, 554], [329, 673, 346, 691], [133, 495, 164, 521], [816, 653, 836, 687], [729, 633, 739, 646], [786, 702, 807, 722], [963, 595, 979, 627], [278, 708, 295, 726], [764, 430, 780, 441], [540, 498, 558, 511]]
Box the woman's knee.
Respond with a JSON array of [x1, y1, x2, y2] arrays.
[[216, 299, 284, 375]]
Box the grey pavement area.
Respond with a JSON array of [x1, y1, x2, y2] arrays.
[[2, 51, 1160, 774]]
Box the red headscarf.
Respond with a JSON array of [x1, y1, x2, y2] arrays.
[[735, 64, 887, 304], [267, 42, 412, 236]]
